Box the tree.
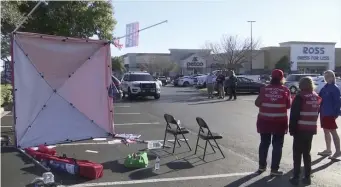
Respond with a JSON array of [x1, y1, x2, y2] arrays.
[[204, 35, 260, 72], [1, 1, 24, 62], [141, 56, 178, 76], [1, 1, 117, 64], [275, 56, 291, 72], [111, 56, 125, 73]]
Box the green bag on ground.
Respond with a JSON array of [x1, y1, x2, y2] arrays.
[[124, 152, 149, 168]]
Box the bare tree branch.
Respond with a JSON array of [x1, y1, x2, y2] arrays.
[[204, 35, 261, 71]]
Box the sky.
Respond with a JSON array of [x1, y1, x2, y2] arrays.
[[1, 0, 340, 71], [110, 0, 341, 56]]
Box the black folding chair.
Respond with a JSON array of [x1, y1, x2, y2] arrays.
[[163, 114, 192, 153], [195, 117, 225, 160]]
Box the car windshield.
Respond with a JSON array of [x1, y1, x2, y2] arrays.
[[287, 74, 318, 82], [129, 74, 154, 81], [286, 75, 298, 81]]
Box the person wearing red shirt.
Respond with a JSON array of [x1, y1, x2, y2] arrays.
[[255, 69, 291, 176]]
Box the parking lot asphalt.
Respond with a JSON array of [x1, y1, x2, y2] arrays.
[[2, 86, 341, 187]]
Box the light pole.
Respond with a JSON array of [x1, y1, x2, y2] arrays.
[[247, 21, 256, 74]]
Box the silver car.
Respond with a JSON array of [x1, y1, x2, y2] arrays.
[[284, 74, 319, 94]]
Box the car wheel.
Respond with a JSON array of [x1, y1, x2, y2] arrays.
[[122, 92, 126, 98], [154, 94, 160, 99], [183, 81, 190, 87], [203, 82, 206, 88], [290, 86, 298, 94]]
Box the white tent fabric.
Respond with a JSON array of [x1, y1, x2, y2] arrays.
[[13, 32, 114, 148]]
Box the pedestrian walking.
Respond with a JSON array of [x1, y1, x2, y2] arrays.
[[255, 69, 291, 176], [206, 72, 214, 98], [289, 77, 321, 186], [216, 71, 226, 99], [317, 70, 341, 159], [227, 70, 238, 100]]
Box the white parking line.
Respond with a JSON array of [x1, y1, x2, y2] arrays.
[[115, 122, 160, 126], [57, 138, 184, 146], [85, 150, 99, 153], [115, 113, 141, 115], [92, 138, 107, 141], [241, 98, 255, 101], [114, 105, 130, 108], [68, 172, 253, 187], [59, 142, 117, 146]]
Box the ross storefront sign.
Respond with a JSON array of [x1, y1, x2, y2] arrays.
[[293, 45, 334, 62], [186, 56, 206, 68], [296, 47, 330, 61], [289, 43, 335, 71]]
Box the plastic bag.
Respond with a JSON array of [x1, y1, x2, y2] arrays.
[[124, 152, 149, 168]]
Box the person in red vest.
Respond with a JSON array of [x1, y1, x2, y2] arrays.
[[255, 69, 291, 176], [288, 77, 321, 186]]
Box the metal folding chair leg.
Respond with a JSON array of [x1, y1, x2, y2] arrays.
[[213, 139, 225, 158], [203, 140, 208, 160], [177, 139, 182, 147], [172, 135, 178, 153], [181, 133, 192, 151], [162, 129, 168, 149], [194, 134, 200, 154], [208, 140, 216, 153]]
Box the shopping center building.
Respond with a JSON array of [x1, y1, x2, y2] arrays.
[[121, 41, 341, 75]]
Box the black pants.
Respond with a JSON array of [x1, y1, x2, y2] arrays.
[[229, 86, 237, 99], [259, 133, 284, 170], [293, 133, 313, 177]]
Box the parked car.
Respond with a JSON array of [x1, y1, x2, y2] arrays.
[[177, 76, 196, 87], [314, 76, 341, 94], [197, 70, 223, 88], [214, 76, 266, 94], [158, 76, 168, 85], [284, 74, 319, 94], [173, 75, 184, 86], [121, 72, 161, 99]]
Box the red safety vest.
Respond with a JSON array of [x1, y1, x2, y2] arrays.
[[297, 91, 321, 134], [257, 85, 290, 134]]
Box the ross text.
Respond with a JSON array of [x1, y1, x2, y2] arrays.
[[303, 47, 325, 55]]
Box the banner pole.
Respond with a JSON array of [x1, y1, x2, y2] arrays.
[[12, 1, 43, 33], [115, 20, 168, 41]]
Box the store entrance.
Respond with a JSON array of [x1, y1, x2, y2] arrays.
[[298, 67, 326, 74], [297, 62, 328, 74]]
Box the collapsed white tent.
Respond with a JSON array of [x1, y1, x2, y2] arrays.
[[12, 32, 114, 148]]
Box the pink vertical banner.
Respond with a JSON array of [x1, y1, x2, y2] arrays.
[[125, 22, 139, 48]]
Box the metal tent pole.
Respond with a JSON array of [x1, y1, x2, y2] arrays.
[[10, 0, 50, 172], [12, 1, 43, 33]]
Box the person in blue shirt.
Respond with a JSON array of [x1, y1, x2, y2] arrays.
[[318, 70, 341, 160]]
